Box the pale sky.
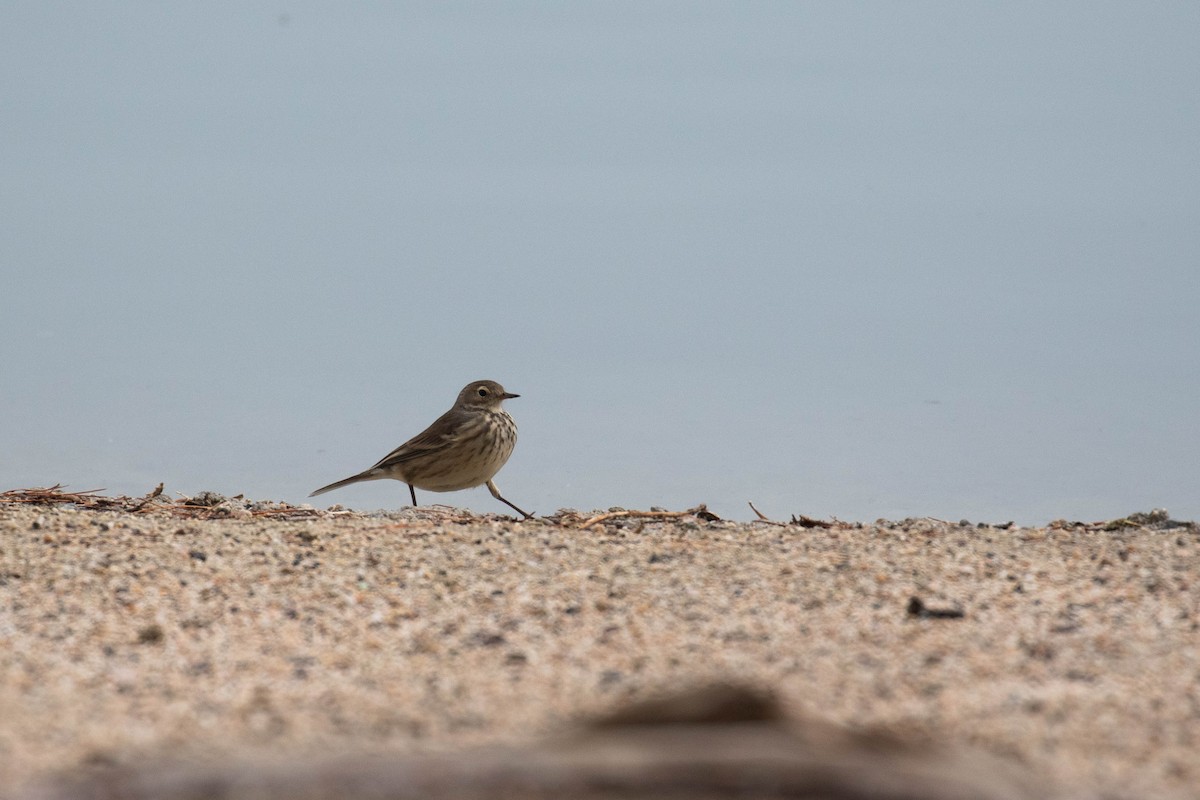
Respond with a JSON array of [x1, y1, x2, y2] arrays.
[[3, 3, 1198, 522]]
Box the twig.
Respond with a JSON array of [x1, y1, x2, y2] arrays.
[[748, 502, 786, 527], [129, 482, 164, 512], [0, 485, 113, 508], [0, 485, 327, 520]]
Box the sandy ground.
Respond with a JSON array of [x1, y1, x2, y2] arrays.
[[1, 498, 1197, 799]]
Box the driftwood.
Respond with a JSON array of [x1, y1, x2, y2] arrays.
[[0, 485, 325, 520], [26, 683, 1046, 800], [578, 504, 720, 529], [748, 502, 839, 529]]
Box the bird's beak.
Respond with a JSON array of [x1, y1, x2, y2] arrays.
[[502, 392, 520, 399]]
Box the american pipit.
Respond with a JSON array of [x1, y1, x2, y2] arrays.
[[310, 379, 532, 518]]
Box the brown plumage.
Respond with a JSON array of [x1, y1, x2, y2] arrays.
[[310, 380, 530, 518]]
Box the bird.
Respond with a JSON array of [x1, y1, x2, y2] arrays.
[[310, 379, 532, 518]]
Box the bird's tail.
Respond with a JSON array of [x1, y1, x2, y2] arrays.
[[308, 470, 382, 498]]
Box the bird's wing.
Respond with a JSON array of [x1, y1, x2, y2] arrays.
[[368, 408, 465, 470]]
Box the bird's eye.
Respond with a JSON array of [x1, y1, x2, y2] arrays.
[[477, 387, 488, 397]]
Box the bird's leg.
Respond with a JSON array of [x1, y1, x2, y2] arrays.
[[486, 479, 533, 519], [408, 484, 417, 507]]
